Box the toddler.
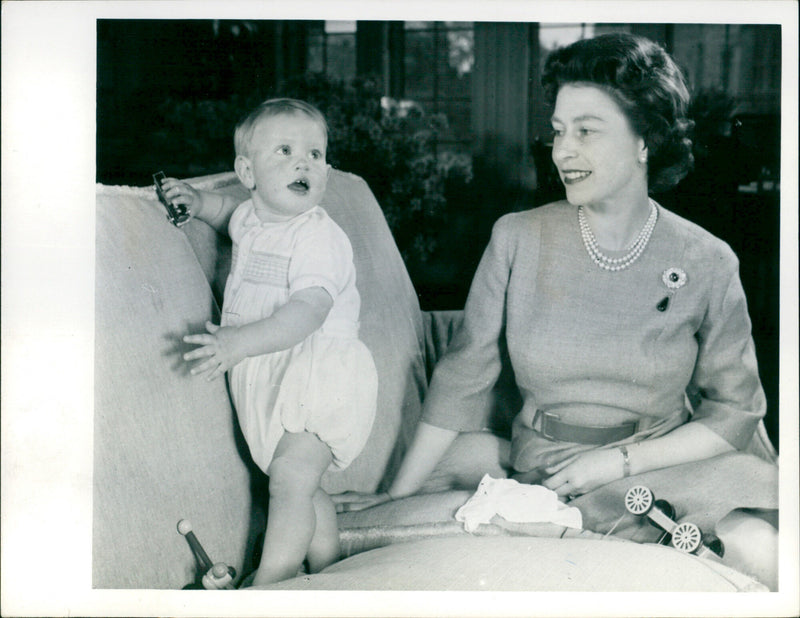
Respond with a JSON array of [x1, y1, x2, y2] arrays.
[[161, 98, 378, 586]]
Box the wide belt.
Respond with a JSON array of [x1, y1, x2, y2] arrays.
[[533, 409, 639, 445]]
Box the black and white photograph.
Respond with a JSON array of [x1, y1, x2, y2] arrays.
[[2, 2, 798, 617]]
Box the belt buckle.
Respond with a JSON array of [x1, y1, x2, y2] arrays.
[[539, 410, 560, 441]]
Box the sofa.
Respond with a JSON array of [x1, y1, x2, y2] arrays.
[[94, 169, 774, 595]]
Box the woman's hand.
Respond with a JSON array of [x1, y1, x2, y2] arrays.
[[541, 448, 624, 499], [183, 321, 245, 381], [331, 491, 393, 513]]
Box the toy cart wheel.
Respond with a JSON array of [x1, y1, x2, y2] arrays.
[[672, 522, 702, 553], [702, 533, 725, 558], [624, 486, 654, 515]]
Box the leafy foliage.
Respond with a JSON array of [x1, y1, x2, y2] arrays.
[[280, 74, 472, 263]]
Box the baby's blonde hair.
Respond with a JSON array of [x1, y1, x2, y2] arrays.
[[234, 98, 329, 158]]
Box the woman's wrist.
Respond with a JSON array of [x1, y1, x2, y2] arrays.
[[618, 444, 631, 478]]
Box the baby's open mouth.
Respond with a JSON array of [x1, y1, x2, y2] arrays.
[[288, 178, 310, 193]]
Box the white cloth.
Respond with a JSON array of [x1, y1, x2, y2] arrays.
[[223, 200, 378, 473], [455, 475, 583, 532]]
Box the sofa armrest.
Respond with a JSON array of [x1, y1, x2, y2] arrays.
[[421, 310, 464, 381]]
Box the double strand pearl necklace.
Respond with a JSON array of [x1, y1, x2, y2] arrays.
[[578, 200, 658, 272]]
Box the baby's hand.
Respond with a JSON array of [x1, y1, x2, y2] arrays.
[[183, 321, 244, 381], [160, 177, 201, 215]]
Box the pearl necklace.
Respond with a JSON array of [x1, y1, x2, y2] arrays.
[[578, 201, 658, 272]]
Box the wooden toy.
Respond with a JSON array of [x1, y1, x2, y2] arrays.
[[624, 485, 724, 559], [177, 519, 236, 589]]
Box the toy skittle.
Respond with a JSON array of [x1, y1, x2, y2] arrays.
[[624, 486, 724, 559], [177, 519, 236, 589]]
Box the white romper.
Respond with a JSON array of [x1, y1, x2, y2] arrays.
[[222, 200, 377, 473]]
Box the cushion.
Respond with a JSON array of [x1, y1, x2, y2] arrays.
[[320, 171, 429, 494], [94, 186, 255, 589], [254, 535, 765, 591]]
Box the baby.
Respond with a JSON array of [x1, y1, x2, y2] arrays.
[[161, 98, 378, 586]]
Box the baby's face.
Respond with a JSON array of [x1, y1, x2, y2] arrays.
[[239, 112, 330, 221]]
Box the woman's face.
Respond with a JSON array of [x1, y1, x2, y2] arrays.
[[551, 83, 648, 210]]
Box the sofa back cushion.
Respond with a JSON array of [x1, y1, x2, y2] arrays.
[[184, 170, 430, 495], [94, 187, 254, 589], [319, 170, 429, 493]]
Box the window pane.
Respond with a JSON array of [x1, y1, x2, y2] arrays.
[[405, 30, 435, 98], [307, 21, 325, 36], [538, 23, 594, 51], [405, 21, 434, 30], [439, 28, 473, 97], [326, 33, 356, 80], [399, 22, 474, 159], [325, 20, 356, 33], [307, 34, 324, 73], [538, 23, 595, 77]]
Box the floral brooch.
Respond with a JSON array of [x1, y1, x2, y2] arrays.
[[662, 267, 687, 290]]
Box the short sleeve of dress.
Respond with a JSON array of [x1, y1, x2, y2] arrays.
[[227, 200, 251, 243], [422, 214, 518, 432], [689, 245, 766, 450], [287, 213, 355, 301]]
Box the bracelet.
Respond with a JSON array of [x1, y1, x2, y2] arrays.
[[618, 445, 631, 477]]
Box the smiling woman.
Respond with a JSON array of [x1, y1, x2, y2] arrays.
[[336, 33, 780, 591], [551, 84, 651, 247]]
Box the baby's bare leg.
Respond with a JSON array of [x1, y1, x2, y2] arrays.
[[306, 488, 340, 573], [253, 431, 333, 586]]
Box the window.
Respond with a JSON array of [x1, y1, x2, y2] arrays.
[[403, 22, 474, 155], [306, 21, 474, 158], [745, 25, 780, 114]]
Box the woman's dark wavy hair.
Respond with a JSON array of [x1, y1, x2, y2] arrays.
[[542, 33, 694, 192]]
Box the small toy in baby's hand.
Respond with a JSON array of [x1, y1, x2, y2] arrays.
[[177, 519, 236, 589], [153, 171, 191, 227]]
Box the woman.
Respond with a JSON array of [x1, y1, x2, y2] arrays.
[[335, 33, 778, 589]]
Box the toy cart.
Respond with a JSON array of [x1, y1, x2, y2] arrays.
[[624, 485, 724, 559]]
